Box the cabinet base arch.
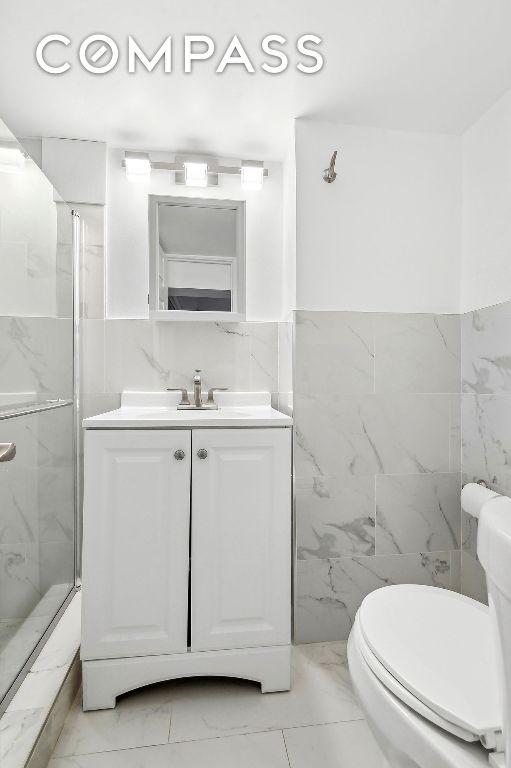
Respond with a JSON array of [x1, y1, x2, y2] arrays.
[[82, 644, 291, 711]]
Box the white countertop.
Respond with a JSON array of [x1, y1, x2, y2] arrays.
[[83, 392, 293, 429]]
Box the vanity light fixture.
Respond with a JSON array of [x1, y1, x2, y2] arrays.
[[0, 143, 27, 174], [123, 151, 268, 189], [240, 160, 264, 191], [183, 161, 208, 188], [124, 151, 151, 182]]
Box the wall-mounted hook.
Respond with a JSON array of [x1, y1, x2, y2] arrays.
[[323, 150, 338, 183]]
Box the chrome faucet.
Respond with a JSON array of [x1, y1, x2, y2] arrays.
[[193, 369, 202, 408], [167, 371, 227, 410]]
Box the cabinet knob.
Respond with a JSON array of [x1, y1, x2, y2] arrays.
[[197, 449, 208, 460], [174, 449, 186, 461]]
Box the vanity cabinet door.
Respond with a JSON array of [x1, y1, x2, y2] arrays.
[[81, 429, 191, 660], [191, 428, 291, 651]]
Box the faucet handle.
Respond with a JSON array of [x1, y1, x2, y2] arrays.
[[166, 388, 190, 406], [207, 387, 228, 404]]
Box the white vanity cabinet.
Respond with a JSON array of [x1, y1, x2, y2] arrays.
[[81, 396, 292, 711]]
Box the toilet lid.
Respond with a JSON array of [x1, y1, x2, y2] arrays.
[[358, 585, 502, 739]]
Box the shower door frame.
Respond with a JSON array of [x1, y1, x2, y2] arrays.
[[0, 209, 81, 716]]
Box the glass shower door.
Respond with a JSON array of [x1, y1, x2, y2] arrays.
[[0, 119, 77, 710]]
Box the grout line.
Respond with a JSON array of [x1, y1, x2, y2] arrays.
[[168, 728, 282, 745], [295, 470, 460, 481], [53, 737, 172, 760], [281, 716, 365, 733], [281, 729, 293, 767], [52, 719, 363, 761], [167, 725, 331, 747]]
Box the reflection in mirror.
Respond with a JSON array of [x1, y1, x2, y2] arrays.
[[149, 196, 245, 319]]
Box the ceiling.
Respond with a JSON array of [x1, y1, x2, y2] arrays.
[[1, 0, 511, 159]]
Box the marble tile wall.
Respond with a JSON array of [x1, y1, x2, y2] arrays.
[[0, 413, 40, 620], [0, 406, 74, 702], [0, 168, 74, 405], [0, 317, 73, 399], [0, 159, 63, 319], [277, 321, 293, 415], [37, 407, 75, 596], [82, 318, 280, 407], [0, 213, 73, 607], [461, 299, 511, 603], [73, 204, 105, 322], [0, 165, 77, 709], [0, 406, 74, 605], [294, 311, 462, 642]]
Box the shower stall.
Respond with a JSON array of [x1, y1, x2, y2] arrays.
[[0, 119, 79, 714]]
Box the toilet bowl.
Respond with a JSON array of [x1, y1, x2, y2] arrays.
[[347, 484, 510, 768]]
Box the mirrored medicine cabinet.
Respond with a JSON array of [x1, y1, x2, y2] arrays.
[[149, 195, 246, 321]]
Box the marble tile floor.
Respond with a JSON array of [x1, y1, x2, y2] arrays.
[[49, 642, 388, 768]]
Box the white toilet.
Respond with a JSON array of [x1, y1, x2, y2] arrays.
[[347, 484, 510, 768]]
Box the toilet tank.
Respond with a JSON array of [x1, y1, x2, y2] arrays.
[[478, 496, 511, 767]]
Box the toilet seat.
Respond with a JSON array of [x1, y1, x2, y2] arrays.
[[357, 585, 502, 750], [354, 615, 479, 743]]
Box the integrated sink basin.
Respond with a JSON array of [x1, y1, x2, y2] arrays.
[[82, 392, 292, 429]]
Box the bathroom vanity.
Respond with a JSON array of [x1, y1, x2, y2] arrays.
[[80, 392, 292, 710]]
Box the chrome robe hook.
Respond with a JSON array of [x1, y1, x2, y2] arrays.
[[323, 150, 338, 183]]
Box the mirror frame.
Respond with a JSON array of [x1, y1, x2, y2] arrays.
[[148, 195, 246, 321]]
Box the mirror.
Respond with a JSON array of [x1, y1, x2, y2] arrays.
[[149, 196, 245, 319]]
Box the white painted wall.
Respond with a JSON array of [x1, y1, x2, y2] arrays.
[[295, 119, 461, 313], [42, 138, 106, 205], [461, 87, 511, 312], [107, 148, 284, 319]]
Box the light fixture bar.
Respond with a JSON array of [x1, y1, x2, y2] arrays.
[[216, 165, 269, 177], [123, 151, 268, 188], [151, 161, 268, 177], [150, 161, 184, 171]]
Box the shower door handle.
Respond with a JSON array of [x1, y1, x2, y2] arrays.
[[0, 442, 16, 462]]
